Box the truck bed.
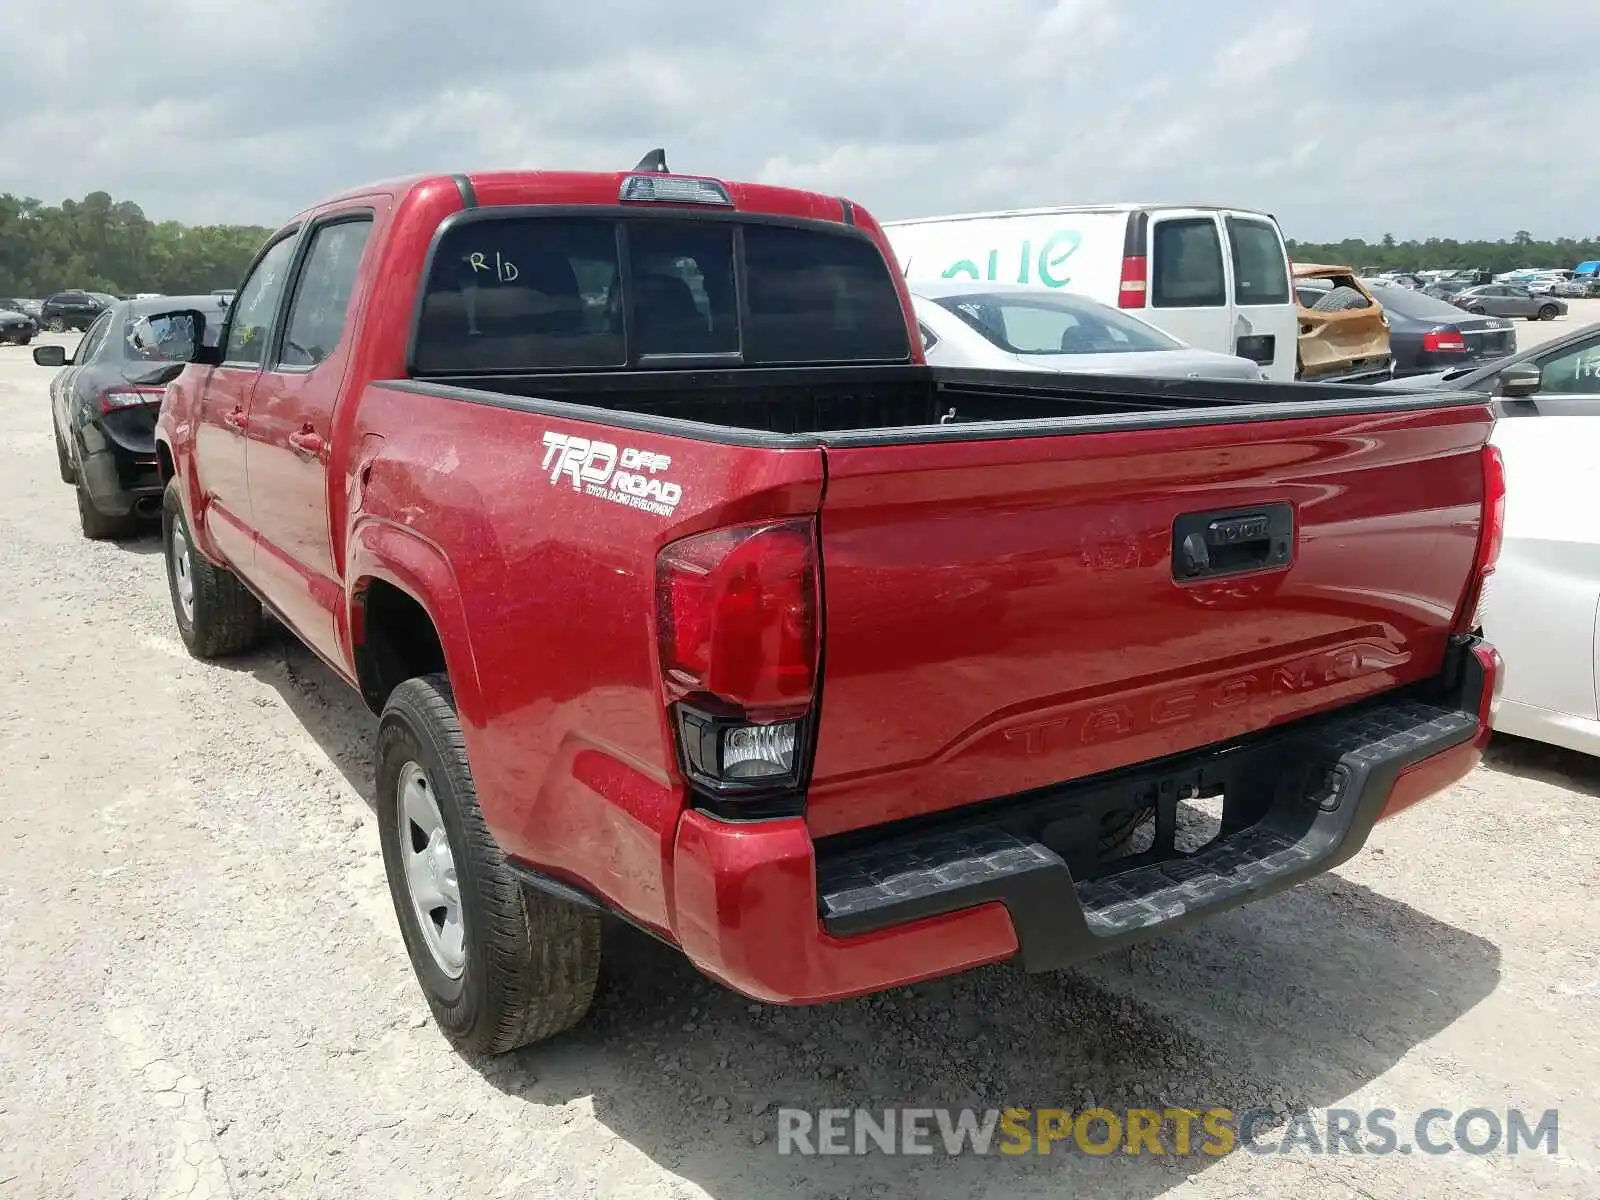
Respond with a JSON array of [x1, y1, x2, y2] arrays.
[[384, 364, 1474, 443], [360, 363, 1490, 896]]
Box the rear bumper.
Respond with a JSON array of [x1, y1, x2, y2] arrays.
[[669, 638, 1498, 1004], [1304, 357, 1396, 385], [78, 446, 163, 514]]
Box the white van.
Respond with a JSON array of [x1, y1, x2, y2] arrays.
[[884, 205, 1300, 381]]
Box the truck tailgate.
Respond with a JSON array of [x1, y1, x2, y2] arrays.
[[807, 404, 1491, 837]]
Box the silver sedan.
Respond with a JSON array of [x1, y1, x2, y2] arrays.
[[910, 280, 1270, 381], [1451, 284, 1568, 322]]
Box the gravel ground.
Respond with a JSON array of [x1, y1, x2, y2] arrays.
[[1, 322, 1597, 1199]]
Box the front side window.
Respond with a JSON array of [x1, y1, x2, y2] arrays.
[[279, 218, 375, 368], [77, 311, 114, 362], [411, 216, 909, 374], [935, 291, 1178, 355], [1151, 218, 1226, 308], [1535, 339, 1600, 395], [223, 234, 299, 366]]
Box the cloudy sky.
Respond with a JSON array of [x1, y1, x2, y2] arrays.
[[4, 0, 1596, 242]]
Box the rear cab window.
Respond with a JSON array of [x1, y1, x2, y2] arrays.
[[1150, 217, 1226, 308], [410, 214, 911, 374], [1225, 218, 1290, 306]]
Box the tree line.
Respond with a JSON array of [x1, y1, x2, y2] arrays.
[[0, 192, 270, 298], [1286, 230, 1600, 275], [6, 190, 1600, 297]]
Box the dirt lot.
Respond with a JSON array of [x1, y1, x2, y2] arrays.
[[1, 313, 1597, 1199]]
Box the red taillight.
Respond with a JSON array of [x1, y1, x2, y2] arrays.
[[1454, 443, 1506, 636], [1118, 255, 1147, 308], [98, 386, 165, 415], [656, 519, 819, 712], [1421, 329, 1469, 354], [658, 519, 821, 798]]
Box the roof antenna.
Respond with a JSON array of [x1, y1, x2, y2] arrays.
[[633, 148, 669, 173]]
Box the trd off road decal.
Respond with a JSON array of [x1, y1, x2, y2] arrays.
[[540, 431, 684, 517]]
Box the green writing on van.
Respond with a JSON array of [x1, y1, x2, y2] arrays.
[[940, 229, 1081, 288]]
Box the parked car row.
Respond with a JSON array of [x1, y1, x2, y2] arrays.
[[28, 159, 1504, 1056], [0, 299, 38, 345]]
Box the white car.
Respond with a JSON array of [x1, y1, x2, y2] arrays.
[[910, 280, 1270, 382], [885, 204, 1299, 381], [1381, 322, 1600, 755]]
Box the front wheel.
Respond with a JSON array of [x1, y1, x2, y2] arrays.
[[1539, 305, 1560, 321], [161, 479, 263, 658], [44, 317, 65, 333], [378, 674, 601, 1055]]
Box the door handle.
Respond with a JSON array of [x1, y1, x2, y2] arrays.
[[221, 406, 248, 432], [288, 427, 326, 460], [1173, 503, 1294, 581]]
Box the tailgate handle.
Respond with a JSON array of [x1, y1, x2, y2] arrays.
[[1173, 503, 1294, 581]]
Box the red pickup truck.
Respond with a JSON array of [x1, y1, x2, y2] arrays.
[[149, 159, 1504, 1055]]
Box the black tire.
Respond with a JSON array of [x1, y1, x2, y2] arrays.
[[1539, 305, 1559, 321], [44, 317, 65, 333], [75, 476, 137, 540], [1101, 804, 1154, 855], [378, 674, 601, 1055], [54, 427, 75, 484], [1310, 285, 1369, 313], [161, 479, 263, 658]]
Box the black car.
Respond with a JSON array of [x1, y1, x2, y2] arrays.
[[39, 290, 115, 332], [0, 300, 37, 345], [34, 295, 220, 539], [1369, 283, 1517, 377], [1376, 320, 1600, 411]]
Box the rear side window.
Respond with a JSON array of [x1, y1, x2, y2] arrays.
[[1225, 218, 1290, 306], [412, 216, 909, 374], [279, 217, 374, 368], [1151, 218, 1225, 309]]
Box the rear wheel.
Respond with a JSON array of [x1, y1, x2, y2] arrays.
[[378, 674, 601, 1055], [74, 477, 137, 540], [161, 479, 263, 658], [44, 317, 65, 333]]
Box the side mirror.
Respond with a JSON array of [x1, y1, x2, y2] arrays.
[[1499, 361, 1542, 398], [33, 344, 67, 367], [137, 308, 221, 366]]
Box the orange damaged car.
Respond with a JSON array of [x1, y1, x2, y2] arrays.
[[1293, 264, 1394, 383]]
